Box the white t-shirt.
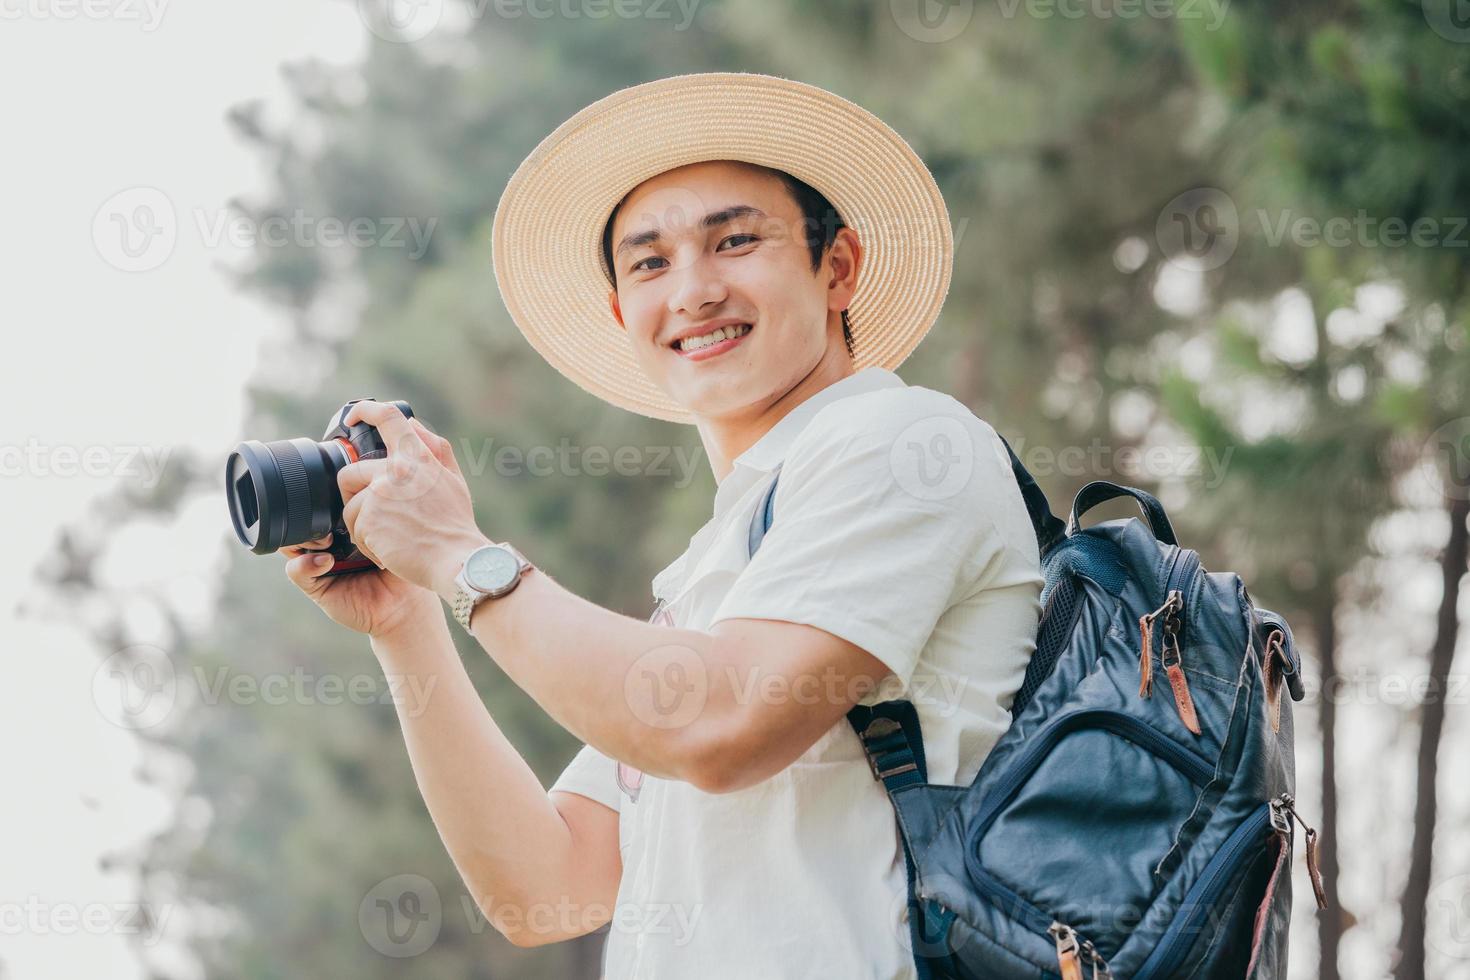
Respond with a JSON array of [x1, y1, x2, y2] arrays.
[[550, 366, 1043, 979]]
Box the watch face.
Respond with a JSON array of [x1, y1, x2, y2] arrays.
[[465, 546, 520, 593]]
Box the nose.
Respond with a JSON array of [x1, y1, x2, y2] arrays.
[[666, 252, 728, 320]]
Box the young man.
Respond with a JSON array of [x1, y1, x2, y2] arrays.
[[283, 73, 1043, 978]]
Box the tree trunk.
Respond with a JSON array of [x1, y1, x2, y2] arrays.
[[1393, 493, 1470, 980], [1316, 587, 1342, 980]]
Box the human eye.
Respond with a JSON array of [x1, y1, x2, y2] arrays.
[[629, 254, 668, 273], [718, 233, 759, 250]]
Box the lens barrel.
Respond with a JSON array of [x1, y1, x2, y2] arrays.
[[226, 437, 351, 554], [226, 398, 414, 569]]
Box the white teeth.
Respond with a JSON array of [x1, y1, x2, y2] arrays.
[[678, 324, 750, 352]]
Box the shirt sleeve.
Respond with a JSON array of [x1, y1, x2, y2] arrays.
[[709, 388, 1013, 699], [548, 743, 621, 813]]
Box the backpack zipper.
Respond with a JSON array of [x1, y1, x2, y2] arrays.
[[1159, 605, 1202, 734], [1134, 793, 1328, 978], [1132, 801, 1274, 978], [1137, 589, 1181, 699], [1050, 920, 1113, 979], [1049, 921, 1083, 980], [970, 709, 1213, 835], [1079, 935, 1114, 978], [965, 710, 1212, 974], [1277, 793, 1329, 910], [1138, 547, 1203, 734]]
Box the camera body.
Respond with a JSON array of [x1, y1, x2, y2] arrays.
[[225, 398, 415, 576]]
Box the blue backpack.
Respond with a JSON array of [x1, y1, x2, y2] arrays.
[[746, 435, 1327, 979]]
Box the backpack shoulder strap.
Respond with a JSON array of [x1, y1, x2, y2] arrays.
[[745, 467, 928, 789], [995, 432, 1067, 557], [745, 464, 935, 979], [746, 464, 783, 557]]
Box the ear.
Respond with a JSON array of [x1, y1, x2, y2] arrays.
[[608, 288, 625, 330], [825, 227, 862, 315]]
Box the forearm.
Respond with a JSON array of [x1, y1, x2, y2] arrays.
[[445, 565, 739, 785], [369, 612, 581, 915]]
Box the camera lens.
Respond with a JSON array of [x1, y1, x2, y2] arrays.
[[225, 437, 351, 554]]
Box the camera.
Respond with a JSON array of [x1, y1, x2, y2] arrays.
[[225, 397, 414, 576]]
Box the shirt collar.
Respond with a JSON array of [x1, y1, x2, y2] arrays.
[[709, 366, 907, 519], [730, 365, 907, 475], [651, 366, 908, 603]]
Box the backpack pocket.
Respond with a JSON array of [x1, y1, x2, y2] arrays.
[[1132, 801, 1282, 979], [960, 709, 1214, 971]]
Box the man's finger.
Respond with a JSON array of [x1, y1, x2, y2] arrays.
[[342, 484, 368, 542], [286, 551, 335, 593], [410, 418, 462, 477], [282, 533, 334, 558], [344, 400, 429, 463], [337, 459, 389, 503], [339, 492, 384, 568]]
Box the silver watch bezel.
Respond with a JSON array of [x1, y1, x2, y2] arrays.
[[460, 543, 525, 598], [451, 543, 531, 632]]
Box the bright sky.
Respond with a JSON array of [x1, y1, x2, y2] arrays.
[[0, 4, 363, 977]]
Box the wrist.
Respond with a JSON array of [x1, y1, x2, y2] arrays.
[[369, 591, 445, 643], [369, 598, 452, 656], [432, 530, 495, 604]]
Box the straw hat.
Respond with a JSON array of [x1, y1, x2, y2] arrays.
[[490, 72, 954, 425]]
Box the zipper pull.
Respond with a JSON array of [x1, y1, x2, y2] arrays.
[[1279, 794, 1329, 910], [1263, 629, 1286, 733], [1138, 611, 1156, 696], [1138, 590, 1182, 698], [1079, 937, 1112, 979], [1049, 921, 1084, 980], [1269, 795, 1292, 837], [1160, 617, 1202, 735]]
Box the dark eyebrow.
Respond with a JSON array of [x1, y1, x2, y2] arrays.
[[613, 205, 767, 258]]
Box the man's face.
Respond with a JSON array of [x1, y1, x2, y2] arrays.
[[606, 160, 853, 420]]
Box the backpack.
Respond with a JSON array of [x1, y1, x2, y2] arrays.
[[746, 434, 1327, 979]]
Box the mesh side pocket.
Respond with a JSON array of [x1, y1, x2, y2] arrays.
[[1012, 572, 1081, 718]]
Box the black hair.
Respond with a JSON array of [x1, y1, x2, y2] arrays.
[[600, 163, 855, 358]]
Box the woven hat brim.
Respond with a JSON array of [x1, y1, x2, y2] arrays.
[[491, 71, 953, 425]]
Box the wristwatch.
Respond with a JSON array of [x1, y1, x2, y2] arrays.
[[450, 542, 534, 632]]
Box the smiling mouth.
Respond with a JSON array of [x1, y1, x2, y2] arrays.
[[673, 323, 753, 359]]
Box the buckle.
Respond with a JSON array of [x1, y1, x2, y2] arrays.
[[860, 717, 918, 781]]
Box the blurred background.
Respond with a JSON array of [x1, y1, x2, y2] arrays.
[[3, 0, 1468, 977]]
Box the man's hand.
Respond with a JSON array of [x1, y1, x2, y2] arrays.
[[282, 530, 441, 641], [336, 401, 491, 600]]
